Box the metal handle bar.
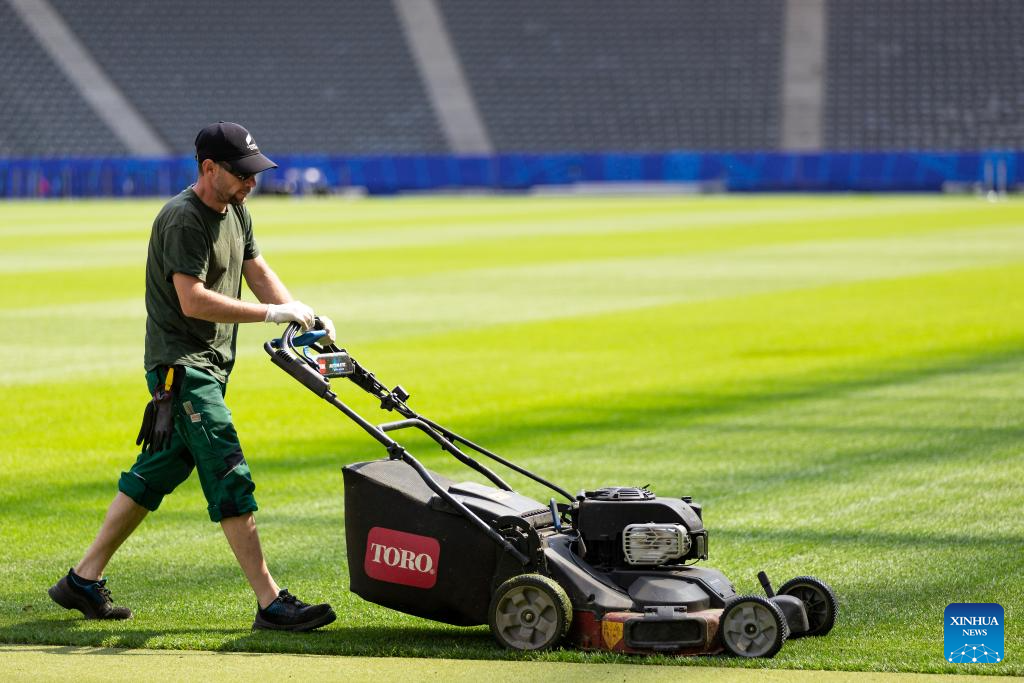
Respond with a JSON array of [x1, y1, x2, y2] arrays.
[[379, 418, 513, 492], [274, 321, 575, 503]]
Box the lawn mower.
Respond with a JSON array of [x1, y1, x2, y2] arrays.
[[265, 322, 838, 657]]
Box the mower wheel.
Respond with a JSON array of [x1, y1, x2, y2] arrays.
[[777, 576, 838, 637], [720, 595, 788, 658], [488, 574, 571, 651]]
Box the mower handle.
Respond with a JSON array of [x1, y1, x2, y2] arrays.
[[270, 328, 327, 349], [267, 321, 576, 503]]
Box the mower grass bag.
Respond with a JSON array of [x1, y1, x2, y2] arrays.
[[268, 323, 839, 657], [344, 459, 551, 626]]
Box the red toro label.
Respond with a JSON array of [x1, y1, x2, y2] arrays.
[[364, 527, 440, 589]]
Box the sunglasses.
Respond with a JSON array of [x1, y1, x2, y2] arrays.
[[217, 161, 254, 182]]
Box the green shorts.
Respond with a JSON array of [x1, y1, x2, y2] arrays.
[[119, 365, 257, 522]]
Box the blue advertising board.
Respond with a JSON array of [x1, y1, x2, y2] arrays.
[[0, 151, 1019, 198]]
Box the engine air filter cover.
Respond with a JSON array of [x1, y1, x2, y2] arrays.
[[588, 487, 655, 501], [623, 523, 691, 565]]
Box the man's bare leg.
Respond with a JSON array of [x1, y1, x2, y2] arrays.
[[221, 513, 280, 608], [222, 512, 335, 630], [75, 492, 149, 580]]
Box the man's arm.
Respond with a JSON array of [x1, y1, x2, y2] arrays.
[[242, 255, 292, 305], [172, 268, 314, 330], [173, 273, 268, 323]]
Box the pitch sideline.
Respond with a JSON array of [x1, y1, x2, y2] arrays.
[[1, 645, 1013, 682]]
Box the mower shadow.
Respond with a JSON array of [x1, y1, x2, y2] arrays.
[[223, 622, 496, 656], [0, 617, 496, 658]]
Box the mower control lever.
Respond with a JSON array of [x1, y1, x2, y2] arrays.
[[548, 498, 562, 531], [758, 571, 776, 598]]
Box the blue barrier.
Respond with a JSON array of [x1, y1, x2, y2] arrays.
[[0, 151, 1019, 198]]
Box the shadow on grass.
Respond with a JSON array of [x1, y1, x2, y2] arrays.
[[0, 618, 743, 668], [0, 617, 497, 659]]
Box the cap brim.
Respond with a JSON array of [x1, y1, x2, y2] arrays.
[[229, 152, 278, 175]]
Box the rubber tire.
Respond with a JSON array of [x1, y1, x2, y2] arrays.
[[488, 574, 572, 651], [777, 575, 838, 637], [720, 595, 789, 658]]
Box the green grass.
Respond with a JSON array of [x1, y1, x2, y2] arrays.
[[0, 194, 1021, 674], [3, 646, 1017, 683]]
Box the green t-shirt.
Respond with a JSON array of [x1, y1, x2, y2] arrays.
[[144, 187, 260, 382]]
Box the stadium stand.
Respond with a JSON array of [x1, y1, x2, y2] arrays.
[[2, 1, 1022, 161], [438, 0, 784, 152], [46, 0, 447, 155], [0, 0, 127, 157], [826, 0, 1024, 151]]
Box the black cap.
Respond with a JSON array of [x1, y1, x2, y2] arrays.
[[194, 121, 277, 175]]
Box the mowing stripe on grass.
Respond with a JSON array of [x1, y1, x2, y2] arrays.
[[0, 195, 1014, 272], [2, 221, 1022, 385]]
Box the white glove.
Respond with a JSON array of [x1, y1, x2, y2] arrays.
[[265, 301, 315, 331], [318, 315, 337, 345]]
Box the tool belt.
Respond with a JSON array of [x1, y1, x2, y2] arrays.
[[136, 365, 184, 454]]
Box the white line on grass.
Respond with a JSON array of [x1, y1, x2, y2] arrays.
[[0, 645, 1015, 683]]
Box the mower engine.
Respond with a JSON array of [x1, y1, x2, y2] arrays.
[[542, 485, 734, 655], [575, 487, 708, 568]]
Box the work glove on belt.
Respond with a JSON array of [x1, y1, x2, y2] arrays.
[[136, 366, 179, 454]]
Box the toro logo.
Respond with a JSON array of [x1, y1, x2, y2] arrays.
[[364, 527, 440, 589]]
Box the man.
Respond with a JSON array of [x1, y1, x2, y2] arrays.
[[48, 122, 337, 632]]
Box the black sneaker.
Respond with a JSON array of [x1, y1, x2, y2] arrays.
[[253, 589, 336, 632], [48, 569, 133, 620]]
